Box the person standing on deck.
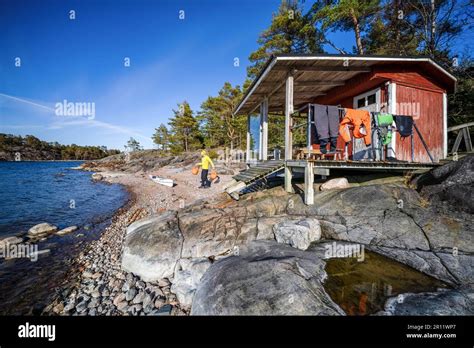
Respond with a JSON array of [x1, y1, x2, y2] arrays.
[[196, 150, 215, 188]]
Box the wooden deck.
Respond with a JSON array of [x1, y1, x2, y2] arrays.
[[224, 159, 439, 201]]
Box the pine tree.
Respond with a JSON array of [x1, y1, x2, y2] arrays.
[[363, 0, 420, 55], [247, 0, 324, 79], [152, 124, 170, 152], [168, 101, 202, 153], [126, 137, 142, 152], [313, 0, 381, 54], [199, 82, 246, 150]]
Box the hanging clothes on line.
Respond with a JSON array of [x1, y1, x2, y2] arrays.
[[374, 113, 394, 145], [394, 115, 414, 137], [339, 109, 372, 145], [312, 104, 339, 153]]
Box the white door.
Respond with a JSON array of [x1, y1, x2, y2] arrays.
[[352, 88, 380, 160]]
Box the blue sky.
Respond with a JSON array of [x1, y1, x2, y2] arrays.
[[1, 0, 471, 150]]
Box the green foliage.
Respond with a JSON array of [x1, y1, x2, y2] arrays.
[[362, 0, 420, 55], [313, 0, 381, 54], [247, 0, 324, 79], [0, 134, 119, 160], [207, 149, 219, 159], [152, 124, 170, 151], [199, 82, 246, 150], [125, 137, 143, 152], [168, 101, 203, 153], [448, 57, 474, 126], [152, 0, 472, 157]]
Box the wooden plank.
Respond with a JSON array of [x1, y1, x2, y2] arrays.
[[447, 122, 474, 132]]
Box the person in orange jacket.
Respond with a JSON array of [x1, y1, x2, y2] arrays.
[[339, 109, 372, 146]]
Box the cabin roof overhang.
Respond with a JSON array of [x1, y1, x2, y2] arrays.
[[234, 54, 457, 115]]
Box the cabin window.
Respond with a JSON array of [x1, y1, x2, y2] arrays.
[[357, 98, 365, 108], [367, 93, 376, 105]]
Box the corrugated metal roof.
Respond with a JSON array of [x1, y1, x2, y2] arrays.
[[234, 54, 457, 115]]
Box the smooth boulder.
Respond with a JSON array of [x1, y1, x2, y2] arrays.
[[171, 258, 212, 307], [273, 218, 321, 250], [191, 240, 345, 315], [121, 211, 183, 282], [28, 223, 58, 237], [56, 226, 78, 236], [320, 177, 350, 191]]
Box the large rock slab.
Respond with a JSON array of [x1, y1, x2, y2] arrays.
[[171, 258, 212, 307], [191, 240, 345, 315], [414, 154, 474, 213], [284, 183, 473, 286], [178, 204, 256, 258], [380, 288, 474, 315], [121, 211, 183, 282], [273, 217, 321, 250]]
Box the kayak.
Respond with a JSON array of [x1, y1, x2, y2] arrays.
[[149, 175, 174, 187]]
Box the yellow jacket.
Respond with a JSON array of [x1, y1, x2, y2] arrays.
[[197, 155, 214, 170]]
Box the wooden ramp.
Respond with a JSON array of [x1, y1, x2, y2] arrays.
[[224, 160, 284, 200]]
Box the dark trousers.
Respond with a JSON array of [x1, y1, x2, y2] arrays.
[[201, 169, 210, 187], [313, 104, 339, 153]]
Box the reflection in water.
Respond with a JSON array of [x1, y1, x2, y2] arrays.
[[323, 250, 449, 315]]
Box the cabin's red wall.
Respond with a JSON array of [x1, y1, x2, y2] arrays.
[[395, 85, 444, 162], [309, 64, 447, 162]]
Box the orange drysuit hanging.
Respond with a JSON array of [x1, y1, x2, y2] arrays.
[[339, 109, 372, 145]]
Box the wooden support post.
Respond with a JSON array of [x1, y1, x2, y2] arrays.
[[307, 104, 312, 159], [246, 115, 251, 163], [261, 97, 269, 160], [258, 104, 263, 161], [304, 161, 314, 205], [284, 72, 294, 193]]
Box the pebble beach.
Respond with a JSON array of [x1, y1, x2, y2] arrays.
[[44, 164, 234, 316]]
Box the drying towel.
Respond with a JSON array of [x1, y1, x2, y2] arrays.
[[394, 115, 413, 137], [339, 109, 372, 145]]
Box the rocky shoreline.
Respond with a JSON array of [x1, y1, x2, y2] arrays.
[[43, 157, 237, 316], [42, 154, 473, 316], [42, 181, 184, 316]]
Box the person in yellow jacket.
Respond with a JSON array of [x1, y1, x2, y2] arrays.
[[196, 150, 215, 188]]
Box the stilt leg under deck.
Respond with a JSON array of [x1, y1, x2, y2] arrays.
[[284, 165, 293, 193], [304, 161, 314, 205], [284, 71, 294, 193]]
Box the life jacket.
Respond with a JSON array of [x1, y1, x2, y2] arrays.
[[339, 109, 372, 146]]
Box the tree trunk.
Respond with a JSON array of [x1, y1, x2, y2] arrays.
[[429, 0, 436, 56], [350, 8, 364, 54]]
